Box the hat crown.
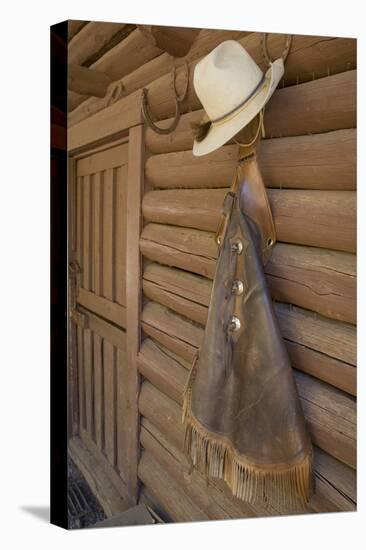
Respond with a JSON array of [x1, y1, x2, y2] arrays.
[[193, 40, 264, 121]]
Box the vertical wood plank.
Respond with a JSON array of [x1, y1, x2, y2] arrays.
[[93, 333, 103, 450], [77, 325, 86, 430], [76, 175, 84, 294], [68, 157, 79, 436], [84, 328, 94, 438], [116, 348, 128, 482], [103, 168, 114, 300], [125, 124, 144, 503], [93, 171, 103, 295], [104, 340, 116, 466], [82, 175, 92, 290], [115, 163, 128, 306]]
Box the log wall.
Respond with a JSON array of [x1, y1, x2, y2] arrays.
[[68, 24, 357, 521]]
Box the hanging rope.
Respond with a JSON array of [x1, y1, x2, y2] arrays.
[[141, 61, 189, 135], [233, 108, 266, 148]]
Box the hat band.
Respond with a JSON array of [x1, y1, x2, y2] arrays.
[[210, 73, 266, 125]]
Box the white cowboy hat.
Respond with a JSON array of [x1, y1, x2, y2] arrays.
[[192, 40, 284, 156]]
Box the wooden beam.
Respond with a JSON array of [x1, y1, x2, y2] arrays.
[[145, 70, 357, 153], [68, 64, 111, 97], [68, 20, 88, 42], [69, 34, 356, 142], [124, 124, 145, 504], [145, 129, 356, 190], [68, 29, 248, 126], [68, 22, 128, 66], [68, 90, 140, 152], [138, 25, 201, 57], [133, 35, 356, 127], [140, 226, 356, 324], [77, 288, 126, 328], [142, 188, 356, 253]]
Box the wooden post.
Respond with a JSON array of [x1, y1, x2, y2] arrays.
[[125, 124, 144, 503]]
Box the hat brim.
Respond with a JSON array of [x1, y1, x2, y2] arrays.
[[193, 58, 284, 157]]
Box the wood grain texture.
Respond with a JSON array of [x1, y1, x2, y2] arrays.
[[68, 91, 141, 152], [103, 341, 116, 467], [68, 64, 111, 97], [143, 261, 356, 358], [68, 22, 127, 66], [145, 70, 356, 153], [68, 21, 88, 42], [69, 436, 129, 517], [142, 187, 356, 253], [133, 35, 356, 127], [145, 130, 356, 190], [140, 300, 356, 468], [93, 333, 103, 450], [68, 29, 248, 126], [258, 129, 356, 190], [141, 270, 356, 395], [138, 450, 209, 522], [139, 380, 356, 511], [124, 124, 145, 503], [142, 262, 356, 388], [77, 288, 126, 328], [140, 223, 355, 323]]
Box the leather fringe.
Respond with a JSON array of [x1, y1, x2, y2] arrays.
[[182, 357, 313, 509]]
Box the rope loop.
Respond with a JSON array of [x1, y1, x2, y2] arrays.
[[261, 33, 292, 67]]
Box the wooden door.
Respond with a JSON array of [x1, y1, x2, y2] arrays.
[[73, 142, 128, 327], [69, 141, 130, 484]]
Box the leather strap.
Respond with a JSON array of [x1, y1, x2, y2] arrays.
[[237, 153, 276, 265]]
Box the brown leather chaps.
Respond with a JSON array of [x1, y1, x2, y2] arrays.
[[183, 154, 313, 509]]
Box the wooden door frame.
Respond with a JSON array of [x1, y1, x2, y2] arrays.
[[68, 100, 144, 505]]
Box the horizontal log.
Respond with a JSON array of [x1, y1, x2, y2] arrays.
[[69, 27, 162, 111], [296, 372, 356, 468], [68, 21, 88, 41], [70, 33, 356, 145], [145, 70, 357, 153], [140, 301, 356, 468], [138, 25, 201, 57], [269, 189, 356, 253], [141, 421, 256, 519], [138, 450, 209, 522], [140, 223, 216, 279], [69, 28, 247, 126], [140, 223, 356, 323], [143, 263, 356, 395], [266, 243, 356, 325], [142, 187, 356, 253], [141, 301, 201, 363], [142, 263, 356, 394], [68, 22, 128, 66], [145, 129, 356, 190], [141, 418, 275, 518], [259, 129, 356, 190], [143, 35, 356, 126], [139, 380, 356, 512], [138, 338, 189, 404], [68, 64, 111, 97]]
